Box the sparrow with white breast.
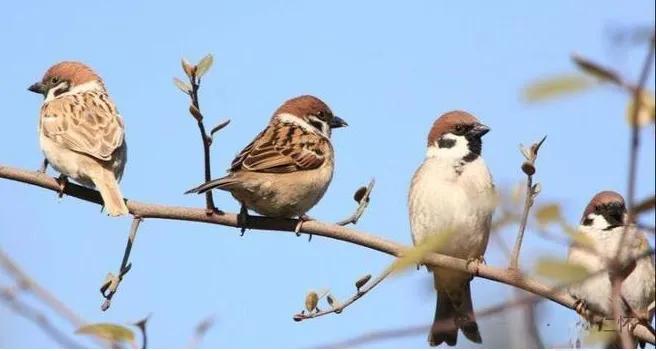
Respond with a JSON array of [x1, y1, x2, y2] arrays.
[[28, 61, 128, 216], [568, 191, 655, 347], [408, 111, 496, 346], [186, 95, 347, 226]]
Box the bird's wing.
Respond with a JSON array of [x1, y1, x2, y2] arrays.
[[229, 118, 329, 173], [40, 91, 125, 161]]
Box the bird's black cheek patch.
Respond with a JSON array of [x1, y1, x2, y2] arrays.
[[438, 138, 456, 148]]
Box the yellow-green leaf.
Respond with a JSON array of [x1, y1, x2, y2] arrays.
[[535, 257, 590, 284], [561, 223, 595, 249], [390, 229, 454, 274], [173, 77, 191, 94], [305, 291, 318, 312], [523, 74, 595, 103], [76, 323, 135, 343], [626, 90, 655, 127], [195, 54, 214, 78], [181, 58, 195, 79], [534, 203, 561, 227], [583, 320, 616, 346]]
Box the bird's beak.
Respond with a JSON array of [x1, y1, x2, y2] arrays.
[[28, 82, 46, 96], [330, 116, 348, 129], [469, 123, 490, 137]]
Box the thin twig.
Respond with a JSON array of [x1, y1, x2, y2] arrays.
[[0, 286, 84, 348], [100, 216, 143, 311], [178, 55, 225, 214], [294, 267, 391, 321], [190, 76, 215, 213], [0, 164, 654, 346], [510, 135, 547, 269], [336, 178, 375, 226]]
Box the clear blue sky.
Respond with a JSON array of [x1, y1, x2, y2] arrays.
[[0, 0, 654, 348]]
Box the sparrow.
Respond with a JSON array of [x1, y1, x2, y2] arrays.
[[28, 61, 129, 216], [408, 111, 496, 346], [186, 95, 347, 226], [568, 191, 655, 347]]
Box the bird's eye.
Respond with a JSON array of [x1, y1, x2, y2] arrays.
[[50, 76, 59, 84], [454, 125, 466, 134]]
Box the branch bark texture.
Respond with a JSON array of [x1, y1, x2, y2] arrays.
[[0, 164, 654, 345]]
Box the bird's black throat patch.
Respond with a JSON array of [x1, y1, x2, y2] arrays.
[[462, 135, 482, 163]]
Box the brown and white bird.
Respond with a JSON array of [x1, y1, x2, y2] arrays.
[[568, 191, 655, 347], [186, 95, 347, 223], [28, 61, 128, 216], [408, 111, 496, 346]]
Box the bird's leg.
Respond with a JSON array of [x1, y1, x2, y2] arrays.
[[573, 298, 605, 329], [295, 214, 314, 241], [55, 174, 68, 198], [237, 204, 250, 236], [465, 255, 485, 274], [37, 158, 49, 174]]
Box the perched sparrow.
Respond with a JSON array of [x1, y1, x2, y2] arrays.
[[408, 111, 496, 346], [186, 95, 347, 223], [28, 61, 128, 216], [568, 191, 655, 347]]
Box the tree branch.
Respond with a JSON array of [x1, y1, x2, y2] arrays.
[[0, 164, 654, 346]]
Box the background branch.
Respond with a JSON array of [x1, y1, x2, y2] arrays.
[[1, 164, 653, 345], [0, 285, 83, 348], [0, 247, 109, 347]]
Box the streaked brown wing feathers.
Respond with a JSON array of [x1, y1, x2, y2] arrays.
[[229, 119, 327, 173], [41, 91, 124, 161]]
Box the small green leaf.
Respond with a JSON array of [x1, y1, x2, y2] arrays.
[[626, 90, 655, 127], [173, 77, 191, 94], [534, 203, 561, 227], [390, 229, 454, 274], [305, 291, 318, 312], [535, 257, 590, 284], [76, 323, 135, 343], [523, 74, 595, 102], [195, 54, 214, 78]]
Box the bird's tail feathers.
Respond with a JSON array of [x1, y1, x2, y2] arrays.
[[92, 167, 128, 216], [430, 277, 482, 346], [185, 176, 236, 194]]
